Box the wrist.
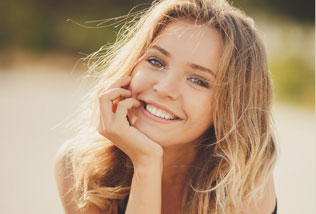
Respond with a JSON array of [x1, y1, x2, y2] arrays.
[[133, 157, 163, 174]]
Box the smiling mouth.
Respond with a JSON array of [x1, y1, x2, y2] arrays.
[[141, 101, 180, 121]]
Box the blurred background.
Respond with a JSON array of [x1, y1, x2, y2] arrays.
[[0, 0, 314, 213]]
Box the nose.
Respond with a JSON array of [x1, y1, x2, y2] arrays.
[[153, 71, 181, 100]]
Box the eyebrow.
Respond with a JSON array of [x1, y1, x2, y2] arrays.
[[151, 45, 216, 77]]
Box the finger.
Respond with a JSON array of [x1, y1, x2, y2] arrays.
[[99, 88, 132, 122], [107, 76, 132, 90], [99, 88, 131, 101], [100, 76, 132, 110], [115, 98, 141, 124]]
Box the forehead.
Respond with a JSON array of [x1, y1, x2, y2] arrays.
[[149, 19, 223, 73]]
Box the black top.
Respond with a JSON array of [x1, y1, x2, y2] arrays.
[[272, 199, 278, 214]]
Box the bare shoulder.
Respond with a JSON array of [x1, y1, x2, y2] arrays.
[[245, 173, 277, 214], [54, 141, 102, 214]]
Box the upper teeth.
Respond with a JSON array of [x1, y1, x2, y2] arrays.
[[145, 104, 177, 120]]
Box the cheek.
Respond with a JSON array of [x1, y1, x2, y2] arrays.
[[185, 95, 214, 124], [129, 72, 144, 96], [129, 69, 154, 96]]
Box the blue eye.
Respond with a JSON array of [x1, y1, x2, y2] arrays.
[[188, 76, 210, 88], [146, 58, 164, 69]]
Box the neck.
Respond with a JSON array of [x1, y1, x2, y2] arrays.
[[160, 143, 198, 214], [161, 142, 198, 185]]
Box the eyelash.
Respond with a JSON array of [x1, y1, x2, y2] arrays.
[[147, 57, 164, 69], [188, 76, 210, 88], [146, 57, 210, 88]]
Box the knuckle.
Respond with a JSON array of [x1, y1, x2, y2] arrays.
[[116, 100, 124, 107], [98, 93, 107, 101], [116, 101, 129, 111], [118, 98, 132, 106], [98, 93, 102, 99], [110, 78, 123, 88], [116, 100, 126, 108]]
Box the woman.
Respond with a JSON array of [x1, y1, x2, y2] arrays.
[[54, 0, 278, 213]]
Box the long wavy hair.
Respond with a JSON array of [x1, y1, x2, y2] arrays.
[[63, 0, 278, 213]]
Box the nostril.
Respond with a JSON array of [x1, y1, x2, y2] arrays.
[[153, 82, 180, 100]]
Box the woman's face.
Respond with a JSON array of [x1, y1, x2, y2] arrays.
[[128, 19, 223, 147]]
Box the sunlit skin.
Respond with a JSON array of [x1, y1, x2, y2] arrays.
[[54, 18, 277, 214], [126, 19, 223, 211]]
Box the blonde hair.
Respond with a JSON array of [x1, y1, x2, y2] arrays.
[[65, 0, 278, 213]]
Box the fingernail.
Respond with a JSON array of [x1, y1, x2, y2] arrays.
[[131, 116, 137, 125]]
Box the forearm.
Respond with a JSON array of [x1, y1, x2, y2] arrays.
[[125, 159, 163, 214]]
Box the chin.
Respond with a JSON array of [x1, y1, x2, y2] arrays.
[[128, 111, 182, 147], [136, 124, 167, 145]]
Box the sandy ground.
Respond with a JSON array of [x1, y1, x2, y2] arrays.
[[0, 67, 315, 214]]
